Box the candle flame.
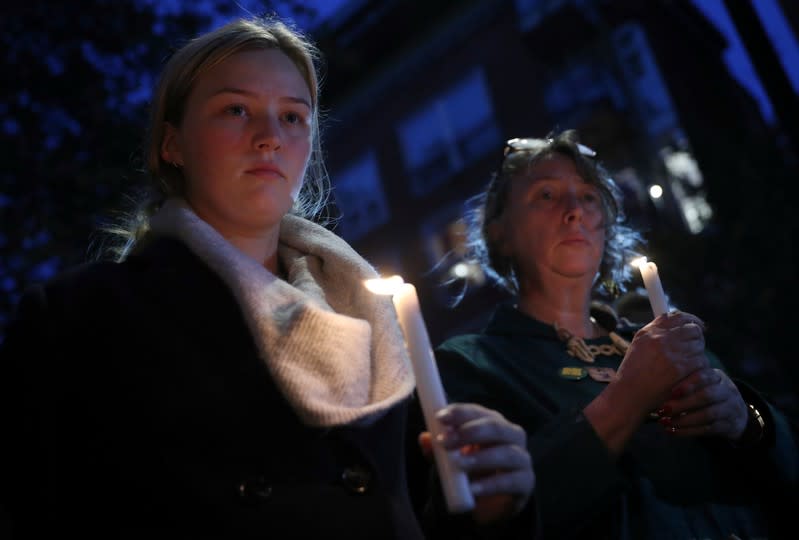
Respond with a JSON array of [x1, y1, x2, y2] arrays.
[[364, 275, 405, 295], [630, 256, 648, 268]]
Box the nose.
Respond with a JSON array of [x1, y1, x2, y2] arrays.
[[253, 115, 281, 152], [563, 193, 583, 224]]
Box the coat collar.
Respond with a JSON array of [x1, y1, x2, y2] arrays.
[[484, 301, 638, 341], [484, 302, 562, 341]]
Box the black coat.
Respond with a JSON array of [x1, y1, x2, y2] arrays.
[[1, 237, 425, 539]]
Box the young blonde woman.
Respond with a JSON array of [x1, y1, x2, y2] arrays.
[[0, 17, 534, 539]]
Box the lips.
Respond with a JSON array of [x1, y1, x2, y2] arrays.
[[560, 236, 588, 245], [245, 163, 284, 179]]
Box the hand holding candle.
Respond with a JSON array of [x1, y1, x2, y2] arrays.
[[631, 257, 669, 318], [365, 276, 475, 513]]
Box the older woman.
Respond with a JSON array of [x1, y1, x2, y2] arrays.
[[436, 129, 798, 539]]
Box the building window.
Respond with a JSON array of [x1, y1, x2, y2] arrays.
[[397, 67, 501, 196], [331, 150, 389, 242]]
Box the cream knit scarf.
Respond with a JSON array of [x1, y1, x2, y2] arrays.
[[149, 198, 415, 427]]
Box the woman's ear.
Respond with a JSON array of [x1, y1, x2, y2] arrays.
[[160, 122, 183, 167]]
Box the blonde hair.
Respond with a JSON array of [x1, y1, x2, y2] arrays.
[[105, 16, 329, 260]]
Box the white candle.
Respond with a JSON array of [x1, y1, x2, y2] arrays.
[[365, 277, 475, 513], [632, 257, 669, 318]]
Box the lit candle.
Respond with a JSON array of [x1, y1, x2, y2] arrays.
[[631, 257, 669, 318], [365, 276, 475, 513]]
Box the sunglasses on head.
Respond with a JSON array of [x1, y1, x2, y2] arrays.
[[503, 137, 597, 158]]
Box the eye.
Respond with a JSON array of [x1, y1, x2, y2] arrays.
[[225, 104, 248, 117], [582, 191, 598, 203], [580, 185, 604, 205], [282, 110, 306, 125], [537, 187, 555, 201]]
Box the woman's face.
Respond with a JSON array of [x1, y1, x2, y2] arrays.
[[493, 153, 606, 288], [162, 48, 312, 237]]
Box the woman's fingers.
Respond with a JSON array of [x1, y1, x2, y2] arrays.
[[453, 441, 531, 476], [469, 468, 535, 498], [436, 403, 525, 450], [462, 445, 535, 524], [436, 402, 502, 426], [666, 400, 727, 429], [661, 368, 738, 416], [662, 400, 741, 438], [658, 371, 749, 439], [666, 368, 725, 411], [669, 321, 705, 346], [433, 402, 535, 522], [649, 310, 706, 330]]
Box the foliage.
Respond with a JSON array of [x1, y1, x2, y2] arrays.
[[0, 1, 317, 335]]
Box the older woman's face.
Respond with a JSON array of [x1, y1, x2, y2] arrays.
[[494, 153, 605, 288], [161, 48, 312, 237]]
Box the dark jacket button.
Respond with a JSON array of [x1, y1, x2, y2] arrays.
[[238, 475, 273, 503], [341, 465, 371, 494]]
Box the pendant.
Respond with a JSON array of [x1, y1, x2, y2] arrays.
[[554, 320, 630, 363], [587, 366, 617, 383], [559, 366, 588, 380]]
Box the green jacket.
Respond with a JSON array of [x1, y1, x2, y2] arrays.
[[436, 303, 798, 539]]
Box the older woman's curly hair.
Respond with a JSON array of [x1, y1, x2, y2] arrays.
[[463, 129, 643, 298]]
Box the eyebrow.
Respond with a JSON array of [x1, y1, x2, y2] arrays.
[[209, 87, 311, 108], [518, 175, 593, 187]]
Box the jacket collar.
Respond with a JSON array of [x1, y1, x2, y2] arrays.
[[484, 301, 636, 340], [484, 302, 562, 341]]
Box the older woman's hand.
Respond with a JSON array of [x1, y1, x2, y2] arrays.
[[616, 311, 710, 416], [418, 402, 534, 524], [656, 367, 749, 440]]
